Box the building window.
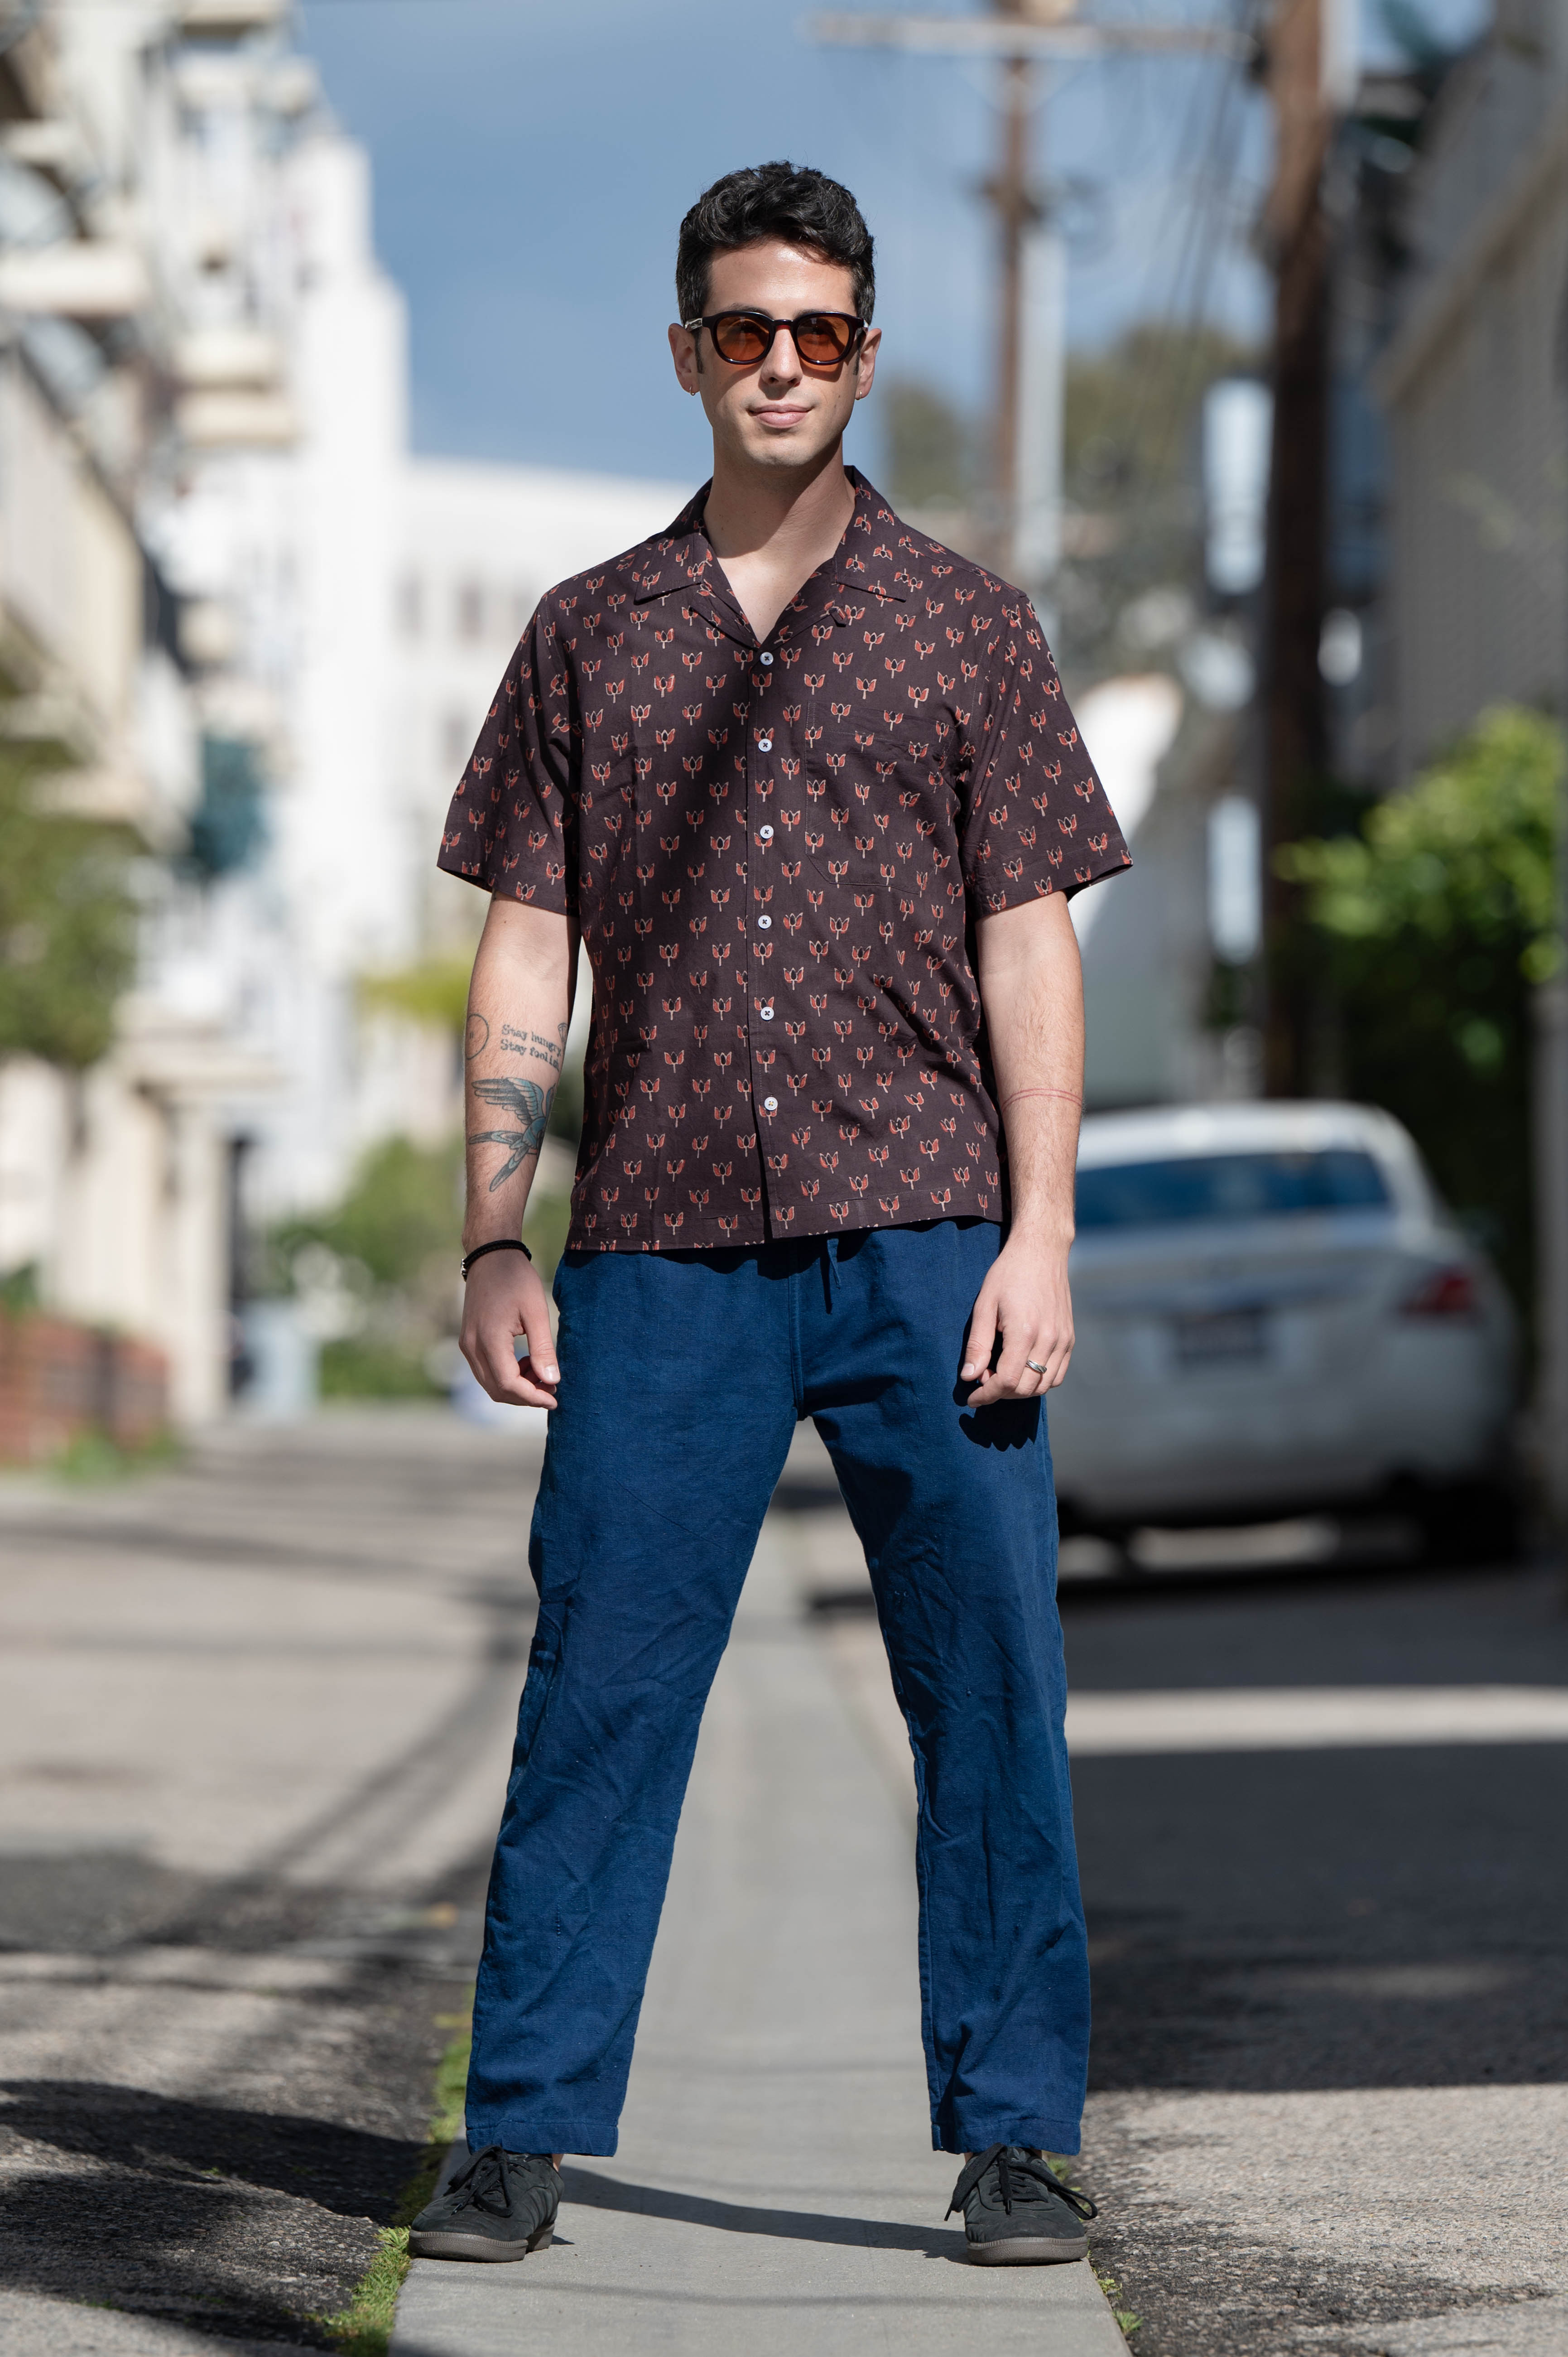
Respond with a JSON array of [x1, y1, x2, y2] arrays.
[[190, 736, 267, 879], [456, 580, 485, 642]]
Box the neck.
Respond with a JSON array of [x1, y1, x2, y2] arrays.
[[701, 439, 855, 564]]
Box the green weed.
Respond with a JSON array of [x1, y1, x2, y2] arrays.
[[49, 1429, 182, 1485], [317, 1996, 471, 2357], [1096, 2268, 1143, 2335]]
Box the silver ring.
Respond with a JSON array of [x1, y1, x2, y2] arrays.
[[1026, 1359, 1049, 1375]]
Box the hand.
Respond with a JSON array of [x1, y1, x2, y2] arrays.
[[959, 1231, 1075, 1406], [460, 1251, 560, 1409]]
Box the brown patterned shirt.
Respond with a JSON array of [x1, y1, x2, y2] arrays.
[[438, 469, 1130, 1254]]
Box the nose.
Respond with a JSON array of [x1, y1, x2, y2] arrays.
[[759, 326, 805, 389]]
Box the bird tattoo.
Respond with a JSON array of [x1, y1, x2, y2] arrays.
[[469, 1075, 555, 1190]]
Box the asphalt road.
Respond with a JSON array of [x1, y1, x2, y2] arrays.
[[0, 1413, 539, 2353], [1, 1411, 1564, 2354], [1058, 1550, 1568, 2354]]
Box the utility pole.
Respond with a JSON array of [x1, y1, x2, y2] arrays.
[[1539, 914, 1568, 1535], [1543, 538, 1568, 1530], [809, 5, 1246, 590], [986, 8, 1036, 573], [1257, 0, 1349, 1096]]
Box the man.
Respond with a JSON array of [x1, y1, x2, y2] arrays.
[[409, 160, 1129, 2270]]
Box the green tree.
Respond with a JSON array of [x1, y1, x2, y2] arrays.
[[0, 748, 137, 1069], [1279, 705, 1562, 1316], [358, 956, 584, 1145], [270, 1135, 465, 1399], [359, 954, 470, 1035], [881, 377, 972, 511], [277, 1133, 465, 1288]]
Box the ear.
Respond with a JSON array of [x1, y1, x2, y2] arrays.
[[669, 321, 702, 395], [854, 325, 881, 403]]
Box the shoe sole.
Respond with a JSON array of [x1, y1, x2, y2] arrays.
[[408, 2222, 554, 2264], [966, 2232, 1088, 2265]]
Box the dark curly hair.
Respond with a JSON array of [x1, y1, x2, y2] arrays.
[[676, 161, 875, 330]]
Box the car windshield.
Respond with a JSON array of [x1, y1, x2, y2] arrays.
[[1075, 1148, 1392, 1231]]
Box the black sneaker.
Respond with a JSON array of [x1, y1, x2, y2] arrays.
[[947, 2144, 1097, 2265], [408, 2146, 560, 2263]]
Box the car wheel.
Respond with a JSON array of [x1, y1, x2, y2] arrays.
[[1414, 1479, 1523, 1568]]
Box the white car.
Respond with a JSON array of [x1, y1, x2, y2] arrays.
[[1050, 1101, 1520, 1559]]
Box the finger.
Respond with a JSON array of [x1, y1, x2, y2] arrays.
[[485, 1353, 558, 1408], [960, 1283, 1001, 1386], [477, 1340, 531, 1404], [987, 1324, 1039, 1401], [519, 1314, 559, 1388], [972, 1325, 1062, 1405], [465, 1266, 558, 1373], [474, 1320, 555, 1406]]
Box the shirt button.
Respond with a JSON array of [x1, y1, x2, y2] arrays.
[[758, 824, 774, 842], [760, 1004, 774, 1019], [760, 651, 774, 666], [763, 1095, 778, 1112], [756, 913, 771, 929], [758, 736, 773, 752]]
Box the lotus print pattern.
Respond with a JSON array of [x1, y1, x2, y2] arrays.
[[438, 472, 1130, 1253]]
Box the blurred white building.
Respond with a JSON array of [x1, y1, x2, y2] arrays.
[[0, 0, 684, 1423], [1368, 0, 1568, 1514], [1372, 0, 1568, 781], [0, 0, 282, 1426]]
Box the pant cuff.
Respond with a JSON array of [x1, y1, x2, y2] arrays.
[[466, 2119, 621, 2158], [931, 2116, 1082, 2157]]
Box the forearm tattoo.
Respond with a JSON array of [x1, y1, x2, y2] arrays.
[[468, 1074, 556, 1190], [500, 1021, 564, 1073]]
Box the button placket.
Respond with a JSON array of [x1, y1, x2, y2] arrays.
[[744, 641, 783, 1186]]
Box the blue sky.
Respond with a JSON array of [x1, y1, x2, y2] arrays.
[[297, 0, 1486, 483]]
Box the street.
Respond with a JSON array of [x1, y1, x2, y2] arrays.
[[0, 1412, 1564, 2353]]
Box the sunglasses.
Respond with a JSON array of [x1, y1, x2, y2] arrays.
[[684, 310, 866, 369]]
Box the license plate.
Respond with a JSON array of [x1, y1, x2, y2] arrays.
[[1171, 1306, 1269, 1365]]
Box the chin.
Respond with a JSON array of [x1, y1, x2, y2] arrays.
[[740, 427, 836, 468]]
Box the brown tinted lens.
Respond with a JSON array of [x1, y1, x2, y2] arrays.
[[794, 314, 855, 364], [710, 313, 771, 364]]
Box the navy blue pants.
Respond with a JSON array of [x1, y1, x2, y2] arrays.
[[465, 1219, 1089, 2158]]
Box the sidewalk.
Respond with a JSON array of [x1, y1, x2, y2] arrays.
[[391, 1432, 1127, 2357]]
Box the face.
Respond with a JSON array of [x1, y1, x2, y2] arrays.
[[668, 239, 879, 474]]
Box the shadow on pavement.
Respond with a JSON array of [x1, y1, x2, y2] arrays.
[[0, 2076, 424, 2211], [0, 2081, 428, 2344], [564, 2163, 962, 2261]]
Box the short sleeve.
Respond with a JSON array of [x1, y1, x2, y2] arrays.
[[960, 600, 1131, 913], [436, 602, 576, 911]]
